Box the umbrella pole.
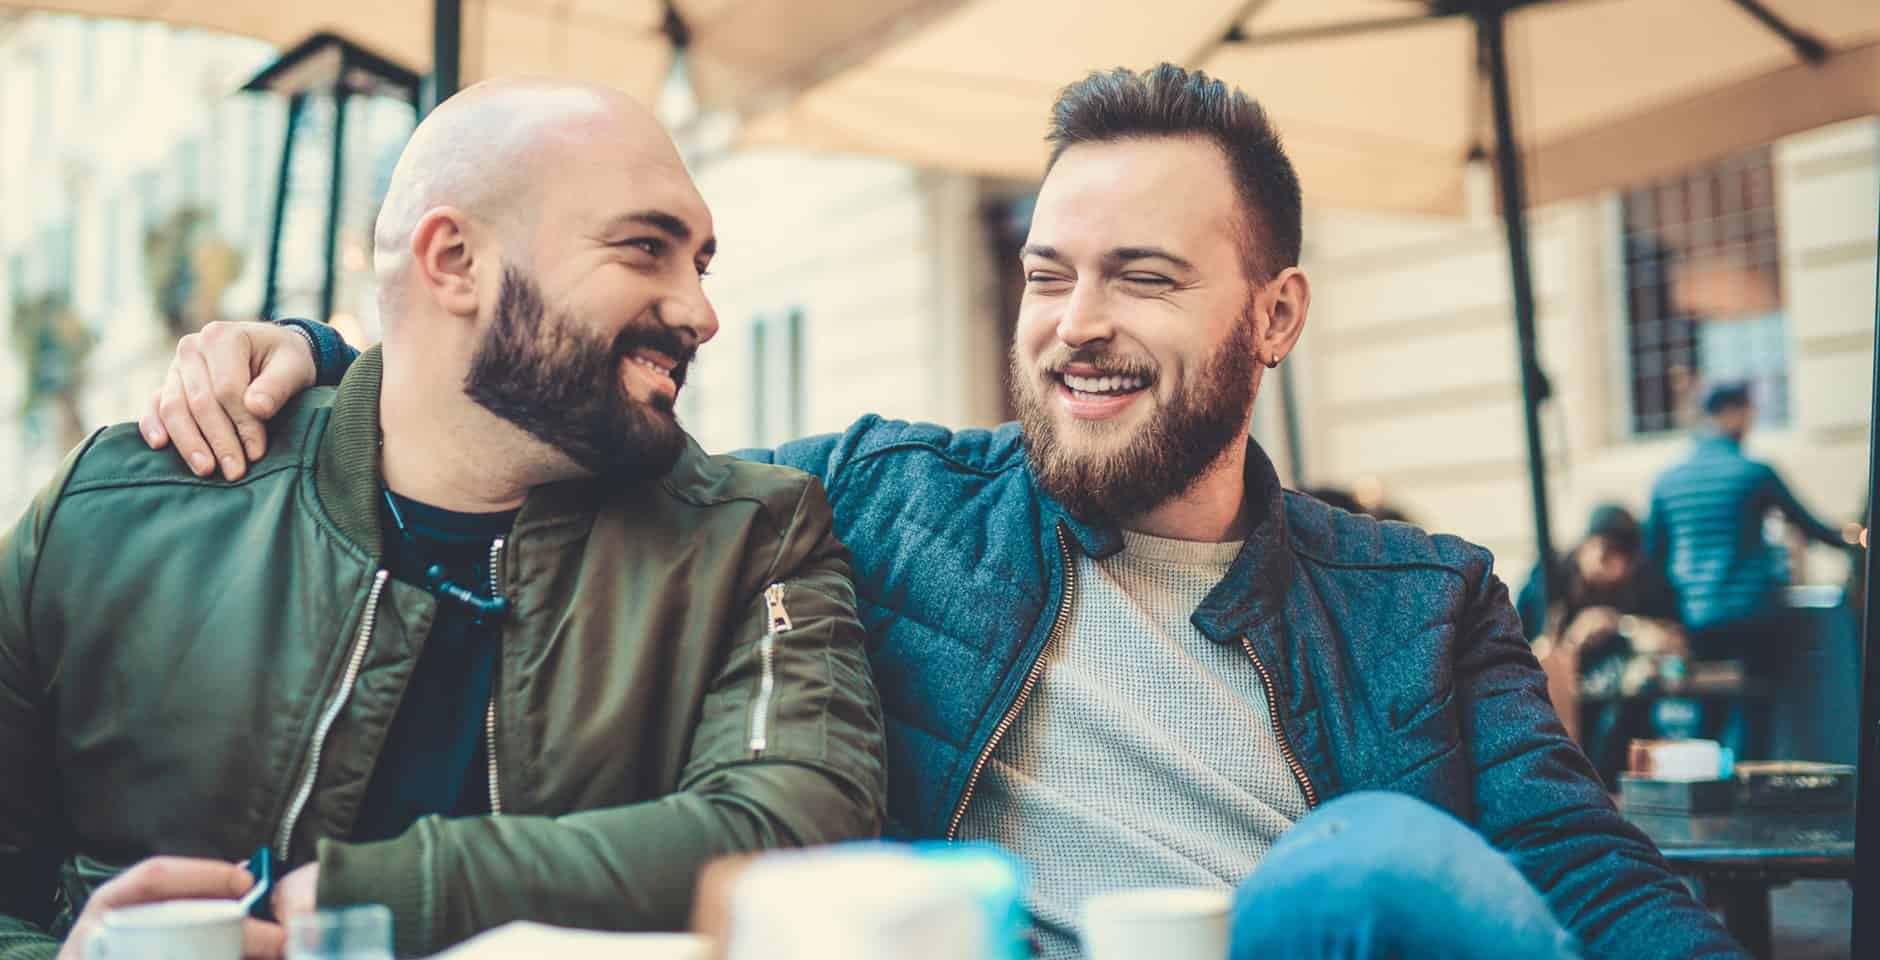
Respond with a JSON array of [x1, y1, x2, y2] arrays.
[[318, 91, 350, 327], [1279, 366, 1307, 487], [1474, 4, 1558, 623], [1855, 194, 1879, 957], [260, 93, 307, 321], [425, 0, 463, 116]]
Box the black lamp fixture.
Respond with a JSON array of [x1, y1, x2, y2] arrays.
[[242, 32, 421, 327]]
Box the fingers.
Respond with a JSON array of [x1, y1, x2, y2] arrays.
[[177, 347, 251, 481], [245, 325, 319, 422], [241, 919, 287, 960], [139, 388, 170, 450], [91, 857, 254, 911], [198, 323, 269, 464], [155, 361, 216, 477]]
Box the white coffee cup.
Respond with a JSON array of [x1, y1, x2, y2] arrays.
[[1080, 887, 1231, 960], [84, 899, 244, 960]]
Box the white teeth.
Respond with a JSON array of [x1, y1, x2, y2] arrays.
[[1061, 373, 1144, 395], [630, 356, 670, 377]]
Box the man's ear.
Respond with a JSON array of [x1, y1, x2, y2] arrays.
[[1257, 267, 1310, 365], [409, 207, 480, 319]]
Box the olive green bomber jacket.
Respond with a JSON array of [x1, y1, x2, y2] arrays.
[[0, 347, 886, 958]]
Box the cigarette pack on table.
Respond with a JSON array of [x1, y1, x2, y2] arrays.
[[1734, 761, 1856, 812]]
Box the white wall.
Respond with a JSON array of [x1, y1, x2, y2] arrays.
[[681, 148, 1006, 453]]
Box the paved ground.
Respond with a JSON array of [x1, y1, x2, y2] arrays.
[[1767, 879, 1852, 960]]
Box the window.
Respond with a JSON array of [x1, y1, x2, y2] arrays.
[[750, 308, 805, 447], [1620, 146, 1787, 434]]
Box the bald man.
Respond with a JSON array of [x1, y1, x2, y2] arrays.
[[0, 80, 885, 960]]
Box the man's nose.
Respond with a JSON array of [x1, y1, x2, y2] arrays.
[[663, 278, 720, 347], [1055, 284, 1112, 348]]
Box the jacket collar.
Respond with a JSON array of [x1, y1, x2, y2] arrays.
[[1043, 438, 1297, 636], [314, 346, 388, 557]]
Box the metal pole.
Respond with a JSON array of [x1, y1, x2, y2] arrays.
[[1853, 169, 1880, 959], [425, 0, 463, 116], [260, 93, 307, 321], [1475, 4, 1558, 626], [319, 91, 350, 326], [1279, 367, 1307, 487]]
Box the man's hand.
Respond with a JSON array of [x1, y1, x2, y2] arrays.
[[140, 321, 317, 481], [271, 863, 319, 927], [1560, 605, 1622, 651], [57, 856, 285, 960]]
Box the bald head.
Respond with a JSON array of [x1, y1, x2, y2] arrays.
[[373, 78, 684, 298]]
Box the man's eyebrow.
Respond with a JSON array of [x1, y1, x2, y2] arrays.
[[600, 210, 693, 244], [1019, 244, 1063, 262], [1105, 246, 1196, 271]]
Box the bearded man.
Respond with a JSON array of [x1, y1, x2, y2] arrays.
[[141, 66, 1742, 959], [0, 79, 884, 960]]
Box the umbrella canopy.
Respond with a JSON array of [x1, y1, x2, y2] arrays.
[[0, 0, 963, 116], [746, 0, 1880, 217]]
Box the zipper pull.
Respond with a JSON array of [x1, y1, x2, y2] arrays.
[[764, 582, 792, 634]]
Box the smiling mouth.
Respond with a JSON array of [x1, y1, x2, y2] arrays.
[[1056, 371, 1149, 400], [1048, 368, 1153, 421], [620, 347, 682, 401]]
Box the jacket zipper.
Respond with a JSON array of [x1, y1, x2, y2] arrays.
[[275, 569, 390, 860], [946, 524, 1076, 840], [485, 537, 506, 814], [750, 583, 792, 756], [1238, 635, 1319, 808]]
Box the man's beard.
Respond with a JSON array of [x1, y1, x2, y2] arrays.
[[1013, 315, 1257, 523], [464, 264, 693, 483]]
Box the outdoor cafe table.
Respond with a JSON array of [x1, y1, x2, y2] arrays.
[[1624, 808, 1853, 960]]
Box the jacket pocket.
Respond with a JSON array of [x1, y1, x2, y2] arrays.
[[749, 583, 794, 757]]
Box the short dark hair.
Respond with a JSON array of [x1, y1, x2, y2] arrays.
[[1702, 381, 1753, 415], [1045, 63, 1302, 282], [1584, 503, 1642, 557]]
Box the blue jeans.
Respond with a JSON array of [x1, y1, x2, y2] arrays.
[[1231, 792, 1578, 959]]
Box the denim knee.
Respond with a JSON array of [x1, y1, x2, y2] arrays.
[[1231, 791, 1576, 960]]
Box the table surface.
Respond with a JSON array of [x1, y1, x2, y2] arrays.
[[1624, 808, 1854, 876]]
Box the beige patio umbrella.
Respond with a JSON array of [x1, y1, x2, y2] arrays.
[[0, 0, 964, 115], [745, 0, 1878, 218]]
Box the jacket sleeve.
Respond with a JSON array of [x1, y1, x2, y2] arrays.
[[0, 441, 97, 960], [314, 477, 886, 957], [1454, 563, 1745, 959], [279, 318, 360, 388], [730, 433, 845, 485], [1761, 467, 1846, 547]]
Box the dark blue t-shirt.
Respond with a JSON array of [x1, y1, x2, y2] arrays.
[[351, 491, 515, 843]]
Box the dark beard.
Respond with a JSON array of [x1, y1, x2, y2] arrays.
[[463, 264, 693, 483], [1013, 316, 1257, 523]]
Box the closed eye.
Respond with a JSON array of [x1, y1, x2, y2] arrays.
[[1122, 273, 1173, 288], [616, 237, 667, 258]]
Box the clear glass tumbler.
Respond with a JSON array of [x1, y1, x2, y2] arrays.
[[286, 905, 393, 960]]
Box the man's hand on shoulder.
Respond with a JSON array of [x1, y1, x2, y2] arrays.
[[58, 856, 285, 960], [141, 321, 318, 482]]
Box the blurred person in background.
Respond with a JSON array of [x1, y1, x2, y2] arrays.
[[142, 65, 1743, 959], [1520, 505, 1685, 786], [1643, 382, 1855, 752]]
